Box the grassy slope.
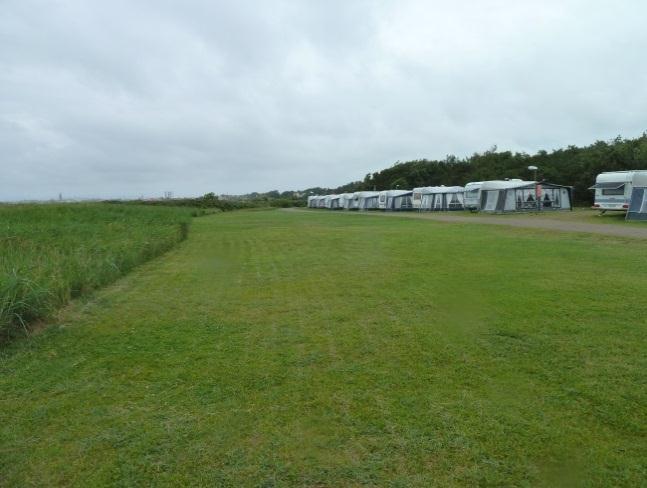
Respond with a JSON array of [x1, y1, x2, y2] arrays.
[[0, 204, 191, 339], [1, 210, 645, 486]]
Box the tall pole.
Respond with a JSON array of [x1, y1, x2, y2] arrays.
[[528, 166, 539, 211]]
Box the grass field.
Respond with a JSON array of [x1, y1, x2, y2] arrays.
[[373, 207, 634, 226], [1, 209, 645, 486], [0, 204, 193, 340], [459, 207, 636, 225]]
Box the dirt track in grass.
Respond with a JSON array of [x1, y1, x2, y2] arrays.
[[288, 208, 647, 239]]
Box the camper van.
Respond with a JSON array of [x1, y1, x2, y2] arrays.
[[590, 171, 647, 212]]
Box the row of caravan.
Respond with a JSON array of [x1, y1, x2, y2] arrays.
[[308, 187, 466, 211], [308, 170, 647, 219], [308, 180, 574, 214]]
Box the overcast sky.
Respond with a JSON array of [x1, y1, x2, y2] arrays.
[[1, 1, 646, 200]]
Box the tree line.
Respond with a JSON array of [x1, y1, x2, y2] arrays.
[[303, 133, 647, 205], [108, 191, 306, 212]]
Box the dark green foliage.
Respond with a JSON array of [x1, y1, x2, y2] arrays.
[[120, 192, 306, 211]]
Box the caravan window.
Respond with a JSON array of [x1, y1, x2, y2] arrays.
[[602, 185, 625, 196]]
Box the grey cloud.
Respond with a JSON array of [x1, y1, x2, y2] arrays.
[[1, 0, 646, 200]]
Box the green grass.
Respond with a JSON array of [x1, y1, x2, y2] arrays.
[[402, 207, 634, 225], [527, 208, 641, 225], [0, 203, 193, 340], [487, 207, 647, 226], [1, 210, 645, 486]]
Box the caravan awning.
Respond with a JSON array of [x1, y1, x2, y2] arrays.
[[589, 182, 625, 190]]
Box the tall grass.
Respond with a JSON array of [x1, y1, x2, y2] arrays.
[[0, 203, 191, 340]]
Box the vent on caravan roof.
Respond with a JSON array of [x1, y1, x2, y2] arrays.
[[588, 182, 625, 190]]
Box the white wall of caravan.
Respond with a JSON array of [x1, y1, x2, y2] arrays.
[[591, 171, 647, 211], [464, 182, 483, 210]]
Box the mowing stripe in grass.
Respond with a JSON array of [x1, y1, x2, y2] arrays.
[[1, 209, 645, 486]]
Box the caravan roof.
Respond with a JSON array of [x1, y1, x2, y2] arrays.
[[414, 186, 464, 194], [379, 189, 412, 197], [465, 182, 484, 190], [480, 180, 535, 191], [429, 186, 464, 193], [353, 191, 380, 197], [590, 171, 647, 188]]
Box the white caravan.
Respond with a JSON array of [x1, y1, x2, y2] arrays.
[[320, 195, 333, 208], [589, 171, 647, 212], [325, 195, 342, 209], [307, 195, 318, 208], [480, 180, 572, 213], [412, 186, 464, 211], [355, 191, 380, 210], [480, 181, 535, 213], [330, 195, 343, 209], [423, 186, 465, 211], [412, 187, 435, 210], [465, 180, 525, 212], [378, 190, 413, 210], [464, 182, 484, 211], [339, 193, 357, 210]]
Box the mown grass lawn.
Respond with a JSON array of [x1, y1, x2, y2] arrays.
[[1, 209, 645, 486]]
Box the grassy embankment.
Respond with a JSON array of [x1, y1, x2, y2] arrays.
[[0, 204, 193, 340], [1, 209, 646, 485]]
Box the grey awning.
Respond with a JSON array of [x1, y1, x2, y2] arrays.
[[588, 182, 625, 190]]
